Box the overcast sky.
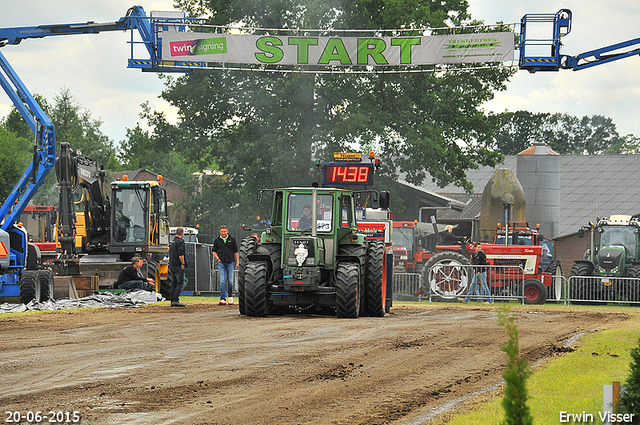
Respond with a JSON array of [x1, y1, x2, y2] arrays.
[[1, 1, 639, 144]]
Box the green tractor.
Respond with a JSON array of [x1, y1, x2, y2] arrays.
[[238, 185, 390, 318], [571, 214, 640, 301]]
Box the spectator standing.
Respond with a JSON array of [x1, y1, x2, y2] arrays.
[[213, 225, 239, 305], [458, 243, 494, 304], [169, 227, 187, 307]]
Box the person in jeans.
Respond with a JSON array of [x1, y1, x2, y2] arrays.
[[168, 227, 186, 307], [213, 225, 239, 305], [115, 256, 155, 291], [458, 243, 494, 304]]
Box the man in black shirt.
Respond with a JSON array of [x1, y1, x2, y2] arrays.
[[114, 256, 155, 291], [169, 227, 187, 307], [212, 225, 239, 305], [458, 243, 493, 304]]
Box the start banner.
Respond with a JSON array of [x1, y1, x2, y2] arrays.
[[161, 32, 514, 67]]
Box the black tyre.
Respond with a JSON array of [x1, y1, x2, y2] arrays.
[[245, 262, 269, 317], [160, 275, 172, 300], [38, 269, 54, 302], [366, 240, 386, 317], [570, 262, 595, 302], [19, 270, 40, 304], [336, 262, 360, 318], [238, 237, 258, 315], [339, 244, 367, 316], [257, 243, 283, 282], [422, 251, 471, 301], [147, 260, 159, 292], [521, 278, 547, 304]]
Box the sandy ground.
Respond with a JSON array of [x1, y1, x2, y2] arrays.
[[0, 302, 628, 425]]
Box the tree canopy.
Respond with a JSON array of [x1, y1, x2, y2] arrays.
[[153, 0, 513, 230], [489, 111, 640, 155]]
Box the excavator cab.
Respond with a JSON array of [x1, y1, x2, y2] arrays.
[[110, 180, 169, 257]]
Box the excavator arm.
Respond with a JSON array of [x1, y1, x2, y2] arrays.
[[56, 143, 109, 258]]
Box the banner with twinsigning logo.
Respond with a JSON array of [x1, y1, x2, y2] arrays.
[[161, 32, 514, 67]]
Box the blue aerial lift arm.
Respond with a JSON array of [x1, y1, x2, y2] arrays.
[[0, 6, 158, 232], [519, 9, 640, 72], [0, 51, 55, 232]]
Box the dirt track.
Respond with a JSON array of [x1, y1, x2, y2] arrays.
[[0, 302, 628, 425]]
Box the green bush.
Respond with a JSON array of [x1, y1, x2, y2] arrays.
[[498, 307, 533, 425], [620, 337, 640, 424]]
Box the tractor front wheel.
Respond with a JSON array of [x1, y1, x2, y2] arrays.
[[245, 262, 269, 317], [238, 236, 258, 315], [521, 278, 546, 304], [422, 252, 471, 301], [336, 262, 360, 318]]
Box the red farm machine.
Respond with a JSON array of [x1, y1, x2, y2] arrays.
[[421, 221, 562, 304]]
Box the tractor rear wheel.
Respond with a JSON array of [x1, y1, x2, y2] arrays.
[[238, 236, 258, 315], [245, 262, 269, 317], [366, 239, 386, 317], [19, 270, 40, 304], [521, 278, 546, 304], [422, 252, 471, 301], [38, 269, 54, 302], [336, 262, 359, 318]]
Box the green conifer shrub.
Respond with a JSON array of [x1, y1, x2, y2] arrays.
[[498, 307, 533, 425]]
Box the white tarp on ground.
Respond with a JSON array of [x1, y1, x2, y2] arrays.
[[0, 291, 164, 314]]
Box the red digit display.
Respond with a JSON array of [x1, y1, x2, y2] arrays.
[[324, 165, 372, 185]]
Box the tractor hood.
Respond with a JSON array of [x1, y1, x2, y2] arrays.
[[598, 246, 625, 274]]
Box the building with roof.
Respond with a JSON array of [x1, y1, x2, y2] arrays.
[[408, 143, 640, 275]]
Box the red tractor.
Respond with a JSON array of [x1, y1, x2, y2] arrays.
[[420, 221, 561, 304], [20, 206, 58, 263], [391, 221, 433, 273]]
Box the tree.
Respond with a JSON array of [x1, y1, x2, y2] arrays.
[[490, 111, 636, 155], [50, 88, 116, 166], [1, 88, 119, 206], [153, 0, 513, 228], [1, 93, 52, 141], [0, 127, 32, 201]]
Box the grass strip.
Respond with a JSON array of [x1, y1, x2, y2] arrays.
[[445, 306, 640, 424]]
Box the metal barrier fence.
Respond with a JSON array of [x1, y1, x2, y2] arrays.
[[567, 275, 640, 305], [392, 264, 570, 304], [183, 242, 217, 293]]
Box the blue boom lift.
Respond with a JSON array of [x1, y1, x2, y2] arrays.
[[0, 7, 201, 302], [519, 9, 640, 72]]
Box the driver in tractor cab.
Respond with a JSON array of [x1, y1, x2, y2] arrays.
[[441, 225, 465, 245], [297, 204, 313, 231]]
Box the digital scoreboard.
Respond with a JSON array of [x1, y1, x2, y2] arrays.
[[322, 163, 374, 186]]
